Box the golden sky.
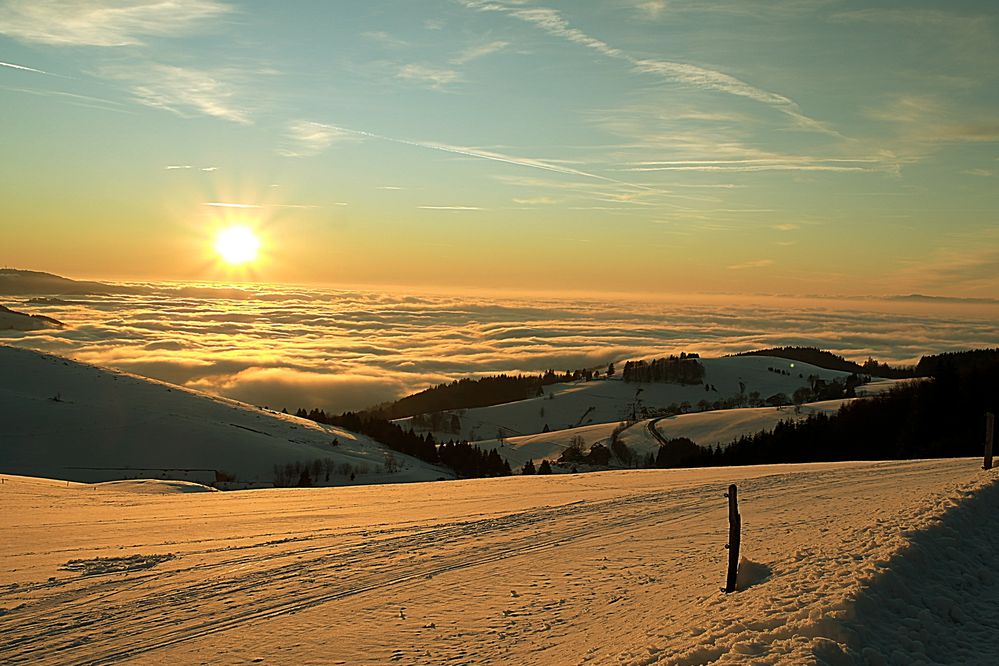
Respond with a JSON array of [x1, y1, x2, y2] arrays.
[[2, 1, 998, 298]]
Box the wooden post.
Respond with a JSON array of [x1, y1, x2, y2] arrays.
[[724, 484, 741, 593], [985, 412, 995, 471]]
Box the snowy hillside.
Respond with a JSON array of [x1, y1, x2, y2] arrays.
[[1, 460, 995, 664], [0, 346, 451, 485], [475, 400, 850, 469], [396, 355, 853, 443]]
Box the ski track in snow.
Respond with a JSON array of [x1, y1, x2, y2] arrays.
[[1, 460, 997, 664]]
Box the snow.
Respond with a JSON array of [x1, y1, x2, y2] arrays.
[[0, 346, 451, 486], [475, 396, 900, 470], [1, 459, 995, 664], [396, 355, 853, 444]]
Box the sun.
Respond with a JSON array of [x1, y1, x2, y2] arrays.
[[214, 225, 260, 265]]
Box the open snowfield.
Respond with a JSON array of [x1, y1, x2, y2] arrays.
[[2, 459, 996, 664], [396, 355, 852, 443], [0, 346, 450, 486], [474, 380, 909, 469]]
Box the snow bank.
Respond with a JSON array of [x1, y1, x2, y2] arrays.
[[94, 479, 218, 494]]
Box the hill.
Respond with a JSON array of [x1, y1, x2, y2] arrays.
[[394, 355, 853, 443], [0, 346, 451, 486], [733, 346, 915, 378], [0, 268, 130, 296]]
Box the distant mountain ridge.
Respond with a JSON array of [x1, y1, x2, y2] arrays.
[[0, 268, 130, 295], [0, 304, 64, 330]]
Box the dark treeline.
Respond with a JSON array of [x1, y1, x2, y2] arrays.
[[622, 353, 704, 384], [293, 408, 510, 478], [438, 441, 511, 478], [652, 349, 998, 469], [371, 368, 602, 420], [734, 346, 916, 378]]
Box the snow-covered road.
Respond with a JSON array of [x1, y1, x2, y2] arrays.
[[2, 459, 996, 664]]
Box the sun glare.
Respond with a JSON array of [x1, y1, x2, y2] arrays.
[[214, 226, 260, 265]]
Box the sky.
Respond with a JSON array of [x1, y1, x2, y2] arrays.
[[1, 0, 997, 298]]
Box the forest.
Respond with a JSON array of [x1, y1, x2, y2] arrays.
[[733, 346, 916, 378], [650, 349, 998, 469]]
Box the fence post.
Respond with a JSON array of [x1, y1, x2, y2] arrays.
[[724, 484, 741, 593], [985, 412, 995, 471]]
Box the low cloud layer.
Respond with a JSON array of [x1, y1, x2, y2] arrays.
[[4, 283, 997, 414]]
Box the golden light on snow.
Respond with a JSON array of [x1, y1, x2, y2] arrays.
[[214, 226, 260, 265]]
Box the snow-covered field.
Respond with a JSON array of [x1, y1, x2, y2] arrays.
[[2, 459, 996, 664], [396, 355, 853, 443], [0, 346, 450, 486], [458, 370, 908, 470]]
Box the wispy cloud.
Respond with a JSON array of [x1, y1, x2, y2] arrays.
[[636, 1, 667, 19], [728, 259, 774, 270], [361, 31, 409, 49], [451, 40, 510, 64], [397, 63, 461, 90], [619, 159, 877, 173], [0, 59, 49, 74], [460, 0, 834, 133], [513, 196, 559, 205], [1, 85, 127, 112], [204, 202, 260, 209], [418, 205, 484, 210], [166, 164, 218, 171], [99, 63, 252, 124], [312, 122, 656, 192], [773, 223, 799, 231], [279, 120, 356, 157], [0, 0, 232, 46]]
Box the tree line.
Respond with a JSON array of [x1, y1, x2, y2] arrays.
[[370, 367, 606, 420], [734, 346, 917, 378], [649, 348, 998, 469], [622, 353, 705, 384], [292, 407, 510, 479]]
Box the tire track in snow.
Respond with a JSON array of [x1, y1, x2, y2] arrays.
[[3, 487, 716, 665]]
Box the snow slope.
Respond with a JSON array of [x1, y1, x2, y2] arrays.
[[1, 459, 995, 664], [396, 355, 852, 443], [0, 346, 450, 485], [473, 394, 906, 470]]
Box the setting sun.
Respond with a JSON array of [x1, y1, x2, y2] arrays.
[[214, 226, 260, 265]]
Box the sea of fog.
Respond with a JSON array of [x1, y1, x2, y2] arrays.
[[4, 281, 997, 413]]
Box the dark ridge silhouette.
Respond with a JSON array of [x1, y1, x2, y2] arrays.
[[370, 368, 601, 420], [732, 346, 916, 378], [0, 304, 65, 328]]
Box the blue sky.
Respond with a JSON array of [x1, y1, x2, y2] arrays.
[[1, 1, 997, 297]]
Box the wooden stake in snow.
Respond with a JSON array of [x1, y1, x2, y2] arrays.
[[985, 412, 995, 471], [724, 484, 741, 594]]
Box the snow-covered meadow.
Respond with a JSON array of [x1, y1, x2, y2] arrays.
[[2, 459, 996, 664]]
